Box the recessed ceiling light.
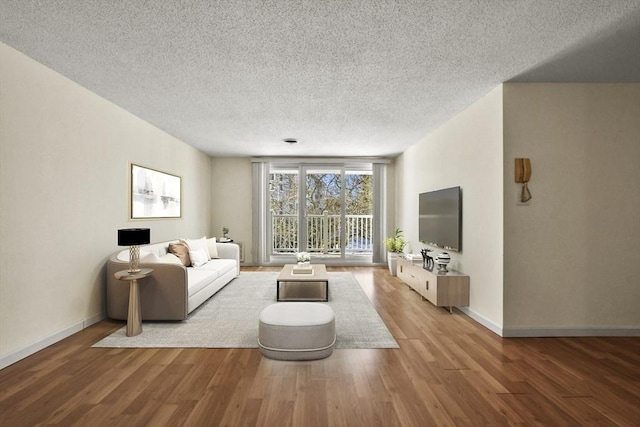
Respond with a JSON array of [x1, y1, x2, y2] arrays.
[[282, 138, 298, 144]]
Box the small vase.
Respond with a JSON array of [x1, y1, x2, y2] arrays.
[[436, 252, 450, 273]]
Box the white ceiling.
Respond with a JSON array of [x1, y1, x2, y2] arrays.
[[1, 1, 639, 158]]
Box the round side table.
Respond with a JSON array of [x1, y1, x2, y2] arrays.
[[114, 268, 153, 337]]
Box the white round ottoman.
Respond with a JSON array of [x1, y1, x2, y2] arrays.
[[258, 302, 336, 361]]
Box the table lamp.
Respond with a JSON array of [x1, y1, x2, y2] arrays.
[[118, 228, 150, 273]]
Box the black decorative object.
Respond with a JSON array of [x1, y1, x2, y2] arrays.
[[421, 248, 434, 270]]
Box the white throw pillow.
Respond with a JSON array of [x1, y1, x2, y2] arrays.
[[207, 237, 219, 259], [159, 253, 182, 265], [189, 249, 209, 268], [184, 237, 211, 260], [117, 249, 150, 262], [116, 250, 129, 261], [140, 253, 161, 263]]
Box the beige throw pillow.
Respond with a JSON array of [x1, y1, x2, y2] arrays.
[[169, 242, 191, 266]]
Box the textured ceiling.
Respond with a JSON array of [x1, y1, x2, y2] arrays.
[[1, 1, 639, 158]]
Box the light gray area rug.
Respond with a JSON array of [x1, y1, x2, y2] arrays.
[[93, 271, 398, 349]]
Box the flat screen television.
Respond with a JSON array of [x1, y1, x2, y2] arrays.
[[419, 186, 462, 252]]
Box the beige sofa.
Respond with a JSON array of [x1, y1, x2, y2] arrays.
[[107, 239, 239, 321]]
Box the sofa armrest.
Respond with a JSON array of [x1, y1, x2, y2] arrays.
[[107, 255, 189, 320], [216, 243, 240, 276]]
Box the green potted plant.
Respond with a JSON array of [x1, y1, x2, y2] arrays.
[[384, 227, 407, 276]]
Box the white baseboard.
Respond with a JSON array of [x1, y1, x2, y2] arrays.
[[502, 326, 640, 337], [457, 306, 504, 336], [83, 312, 105, 328], [0, 312, 106, 370], [456, 307, 640, 338]]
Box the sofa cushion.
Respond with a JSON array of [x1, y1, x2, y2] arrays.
[[187, 268, 219, 295], [169, 242, 191, 266], [198, 258, 237, 277]]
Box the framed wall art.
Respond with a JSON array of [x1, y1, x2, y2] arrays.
[[130, 164, 182, 219]]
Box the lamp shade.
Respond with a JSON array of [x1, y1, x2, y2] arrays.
[[118, 228, 150, 246]]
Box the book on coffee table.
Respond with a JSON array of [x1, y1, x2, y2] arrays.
[[292, 264, 314, 274]]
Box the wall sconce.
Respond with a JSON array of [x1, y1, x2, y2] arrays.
[[515, 158, 532, 202]]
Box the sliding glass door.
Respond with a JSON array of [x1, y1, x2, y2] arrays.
[[304, 167, 343, 256], [270, 167, 299, 254], [344, 170, 373, 256], [268, 163, 374, 264]]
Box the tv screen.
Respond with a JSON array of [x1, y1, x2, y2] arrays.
[[419, 186, 462, 252]]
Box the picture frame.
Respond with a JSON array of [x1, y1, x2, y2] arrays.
[[130, 163, 181, 219]]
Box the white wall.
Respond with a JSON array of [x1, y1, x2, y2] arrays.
[[210, 158, 254, 263], [503, 83, 640, 334], [0, 43, 213, 367], [395, 86, 504, 330]]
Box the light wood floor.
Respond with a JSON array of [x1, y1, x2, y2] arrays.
[[1, 266, 639, 426]]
